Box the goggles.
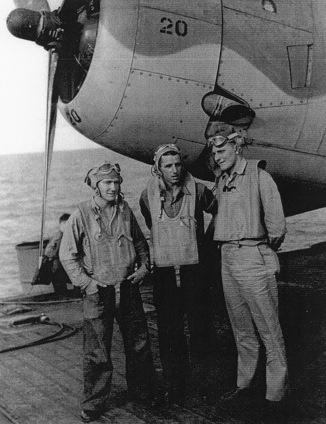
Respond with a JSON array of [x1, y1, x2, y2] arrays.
[[208, 132, 239, 148], [85, 162, 122, 188], [96, 162, 121, 175]]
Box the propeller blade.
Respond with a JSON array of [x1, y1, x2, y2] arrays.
[[13, 0, 50, 12], [39, 49, 59, 264]]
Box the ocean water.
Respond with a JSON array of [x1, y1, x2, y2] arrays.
[[0, 148, 151, 298], [0, 148, 326, 298]]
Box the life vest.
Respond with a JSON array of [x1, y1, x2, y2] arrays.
[[147, 173, 199, 267], [78, 200, 136, 285], [213, 160, 267, 241]]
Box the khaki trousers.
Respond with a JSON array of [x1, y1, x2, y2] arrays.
[[221, 243, 288, 401]]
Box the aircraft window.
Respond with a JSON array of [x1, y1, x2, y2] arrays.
[[287, 44, 313, 89]]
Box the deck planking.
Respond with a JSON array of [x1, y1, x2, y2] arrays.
[[1, 243, 326, 423]]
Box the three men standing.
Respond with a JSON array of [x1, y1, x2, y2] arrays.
[[140, 144, 216, 403], [208, 125, 288, 412], [59, 133, 288, 421]]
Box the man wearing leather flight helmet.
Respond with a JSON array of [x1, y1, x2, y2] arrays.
[[60, 161, 156, 422]]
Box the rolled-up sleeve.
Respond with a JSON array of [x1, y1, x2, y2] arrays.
[[59, 211, 94, 291], [259, 169, 287, 238]]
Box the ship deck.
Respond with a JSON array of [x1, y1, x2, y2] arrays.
[[0, 244, 326, 424]]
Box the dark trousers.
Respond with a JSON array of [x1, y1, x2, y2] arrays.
[[52, 266, 70, 296], [82, 282, 155, 412], [153, 265, 207, 394]]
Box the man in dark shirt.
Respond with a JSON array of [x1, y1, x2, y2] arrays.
[[140, 144, 216, 404]]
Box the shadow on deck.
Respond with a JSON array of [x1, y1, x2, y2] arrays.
[[0, 242, 325, 423]]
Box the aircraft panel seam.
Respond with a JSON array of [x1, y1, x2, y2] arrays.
[[251, 103, 308, 109], [176, 137, 205, 146], [252, 141, 326, 158], [140, 5, 222, 26], [222, 6, 313, 33], [316, 128, 326, 154], [100, 0, 142, 134], [130, 68, 215, 88]]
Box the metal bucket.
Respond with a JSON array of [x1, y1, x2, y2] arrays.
[[15, 240, 48, 284]]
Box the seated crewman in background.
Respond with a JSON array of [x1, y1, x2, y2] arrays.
[[36, 213, 72, 298]]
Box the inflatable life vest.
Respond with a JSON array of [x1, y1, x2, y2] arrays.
[[78, 200, 136, 285], [147, 173, 199, 267]]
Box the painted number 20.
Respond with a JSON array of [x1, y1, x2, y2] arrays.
[[160, 17, 188, 37]]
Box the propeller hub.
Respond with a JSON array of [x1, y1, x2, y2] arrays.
[[7, 8, 41, 41], [7, 8, 64, 50], [7, 1, 100, 103]]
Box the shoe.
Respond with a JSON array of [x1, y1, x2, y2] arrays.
[[80, 409, 101, 422], [221, 387, 252, 402]]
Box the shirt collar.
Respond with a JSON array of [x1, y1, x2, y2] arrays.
[[162, 184, 188, 205], [159, 177, 191, 199]]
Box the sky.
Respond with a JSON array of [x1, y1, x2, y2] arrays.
[[1, 1, 96, 155]]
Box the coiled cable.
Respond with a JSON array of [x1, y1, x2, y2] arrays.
[[0, 314, 79, 354]]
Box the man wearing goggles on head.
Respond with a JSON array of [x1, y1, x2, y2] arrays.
[[60, 161, 156, 422], [208, 124, 288, 419], [139, 144, 217, 404]]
